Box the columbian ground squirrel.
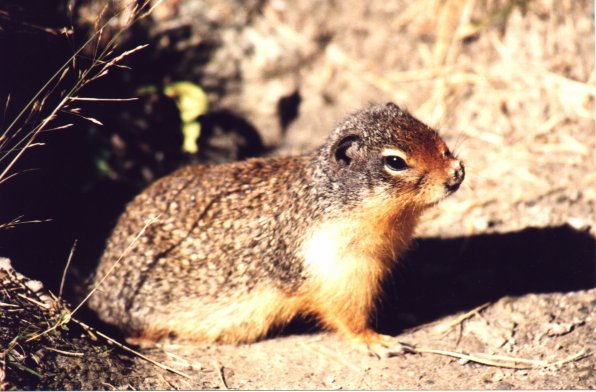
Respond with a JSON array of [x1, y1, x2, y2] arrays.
[[89, 102, 465, 357]]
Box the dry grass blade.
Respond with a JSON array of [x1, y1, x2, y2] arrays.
[[0, 169, 38, 187], [158, 374, 178, 389], [138, 0, 164, 20], [6, 357, 42, 378], [70, 317, 191, 379], [59, 240, 77, 299], [0, 215, 49, 229], [0, 10, 72, 35], [38, 123, 74, 133], [0, 142, 46, 153], [69, 97, 138, 102], [549, 349, 592, 367], [215, 361, 229, 390], [72, 215, 159, 317], [2, 236, 191, 381], [1, 93, 11, 142], [16, 294, 49, 309], [412, 346, 592, 369], [92, 44, 149, 84], [66, 112, 104, 126], [42, 346, 84, 357], [22, 215, 157, 344], [0, 1, 154, 185], [433, 302, 491, 334], [164, 350, 198, 369], [0, 94, 70, 180]]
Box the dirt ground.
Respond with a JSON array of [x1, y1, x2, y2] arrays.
[[1, 0, 595, 389], [130, 289, 596, 390]]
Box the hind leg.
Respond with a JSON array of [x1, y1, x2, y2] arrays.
[[135, 289, 303, 344]]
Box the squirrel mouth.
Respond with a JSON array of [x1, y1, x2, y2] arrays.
[[445, 162, 465, 195], [445, 181, 462, 194]]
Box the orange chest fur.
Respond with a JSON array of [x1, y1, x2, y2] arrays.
[[299, 201, 419, 309]]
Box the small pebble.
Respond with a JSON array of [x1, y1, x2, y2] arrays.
[[567, 217, 589, 231], [25, 280, 44, 292]]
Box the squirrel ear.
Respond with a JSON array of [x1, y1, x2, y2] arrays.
[[385, 102, 400, 110], [333, 135, 360, 167]]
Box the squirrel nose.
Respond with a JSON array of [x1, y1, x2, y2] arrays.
[[446, 160, 465, 193]]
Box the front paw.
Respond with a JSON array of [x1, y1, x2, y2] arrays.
[[349, 331, 415, 359]]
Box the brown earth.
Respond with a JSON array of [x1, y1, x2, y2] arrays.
[[2, 0, 595, 389]]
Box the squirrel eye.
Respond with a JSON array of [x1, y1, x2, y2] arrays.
[[383, 155, 408, 171]]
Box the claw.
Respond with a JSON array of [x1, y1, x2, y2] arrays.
[[349, 331, 415, 358]]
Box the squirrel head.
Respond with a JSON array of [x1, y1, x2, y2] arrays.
[[315, 102, 464, 211]]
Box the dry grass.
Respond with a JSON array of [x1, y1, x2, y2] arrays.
[[0, 258, 64, 388], [412, 345, 591, 369], [0, 256, 190, 388], [0, 1, 160, 186], [0, 1, 168, 387]]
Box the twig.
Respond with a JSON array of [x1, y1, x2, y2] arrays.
[[549, 349, 592, 367], [413, 347, 536, 369], [16, 293, 49, 309], [164, 350, 200, 370], [71, 215, 158, 317], [24, 216, 158, 343], [158, 374, 178, 389], [43, 346, 84, 357], [412, 346, 591, 369], [433, 302, 491, 334], [215, 361, 229, 390]]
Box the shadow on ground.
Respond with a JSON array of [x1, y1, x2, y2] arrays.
[[375, 224, 595, 335]]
